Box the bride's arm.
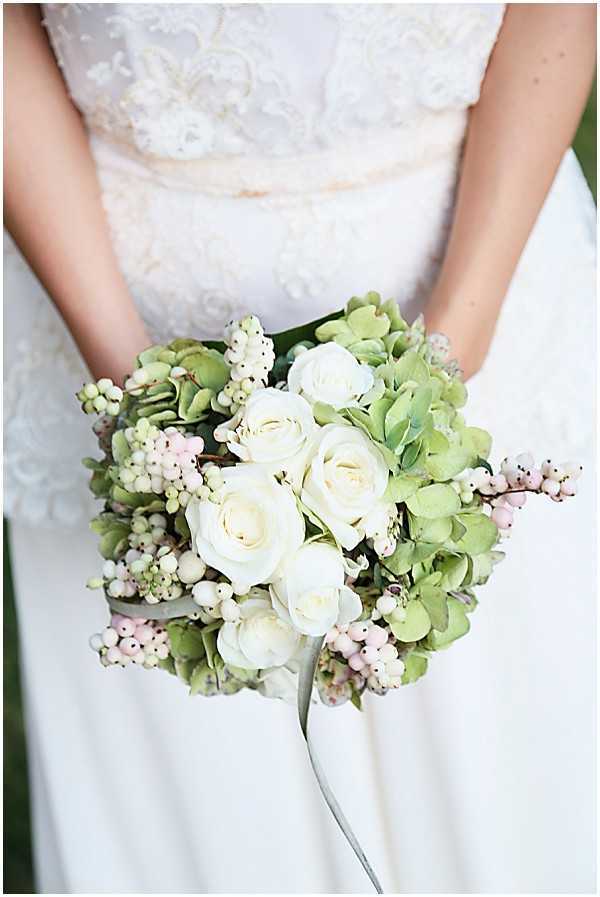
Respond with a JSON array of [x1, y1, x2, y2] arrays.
[[4, 4, 150, 383], [424, 3, 595, 380]]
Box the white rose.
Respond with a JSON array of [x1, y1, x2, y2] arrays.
[[270, 541, 362, 636], [217, 596, 302, 670], [185, 465, 305, 593], [301, 424, 391, 550], [287, 343, 374, 410], [216, 387, 316, 485], [257, 666, 298, 703]]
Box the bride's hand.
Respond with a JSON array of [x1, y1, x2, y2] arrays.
[[4, 4, 150, 384], [424, 3, 595, 382]]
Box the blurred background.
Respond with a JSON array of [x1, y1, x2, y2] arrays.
[[3, 87, 596, 894]]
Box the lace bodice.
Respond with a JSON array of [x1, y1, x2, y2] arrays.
[[5, 4, 595, 531], [43, 3, 504, 163]]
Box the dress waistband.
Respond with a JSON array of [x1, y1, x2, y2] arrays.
[[89, 110, 466, 198]]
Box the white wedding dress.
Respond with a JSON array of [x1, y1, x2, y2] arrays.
[[4, 4, 596, 894]]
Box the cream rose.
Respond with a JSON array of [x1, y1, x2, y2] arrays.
[[185, 465, 305, 594], [287, 343, 374, 410], [301, 424, 391, 550], [215, 388, 316, 484], [217, 596, 302, 670], [270, 541, 362, 636]]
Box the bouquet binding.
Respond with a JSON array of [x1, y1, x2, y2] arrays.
[[79, 293, 581, 890]]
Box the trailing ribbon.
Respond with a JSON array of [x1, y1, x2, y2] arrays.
[[298, 636, 384, 894], [107, 594, 200, 621], [105, 597, 383, 892]]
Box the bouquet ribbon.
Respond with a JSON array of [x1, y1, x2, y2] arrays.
[[107, 597, 383, 893]]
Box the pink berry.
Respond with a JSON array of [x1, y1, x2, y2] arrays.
[[506, 469, 524, 488], [360, 645, 380, 664], [333, 633, 354, 655], [116, 618, 136, 638], [168, 432, 186, 454], [365, 626, 388, 649], [178, 452, 195, 469], [524, 469, 543, 490], [183, 471, 203, 491], [186, 436, 204, 455], [134, 624, 155, 645], [348, 621, 370, 641], [324, 628, 338, 645], [110, 613, 125, 628], [505, 492, 527, 508], [541, 479, 560, 497], [106, 646, 122, 664], [348, 653, 366, 671], [120, 637, 140, 656], [560, 478, 577, 496], [491, 507, 513, 529], [489, 474, 508, 493], [131, 617, 148, 626]]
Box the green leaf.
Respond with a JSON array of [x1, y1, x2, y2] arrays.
[[166, 621, 185, 658], [345, 407, 377, 439], [385, 418, 410, 452], [428, 428, 450, 454], [314, 318, 352, 343], [384, 540, 415, 575], [450, 517, 467, 541], [442, 379, 467, 408], [408, 514, 453, 544], [393, 350, 429, 386], [189, 662, 220, 697], [142, 361, 172, 383], [437, 554, 469, 590], [461, 427, 492, 460], [413, 542, 439, 563], [368, 397, 393, 442], [424, 445, 471, 481], [428, 598, 470, 649], [384, 391, 412, 438], [174, 512, 191, 541], [384, 474, 425, 503], [99, 526, 129, 560], [137, 345, 164, 367], [178, 380, 213, 422], [184, 349, 229, 392], [405, 484, 461, 519], [401, 653, 429, 684], [409, 385, 432, 425], [348, 305, 391, 339], [274, 308, 343, 354], [350, 690, 363, 711], [419, 585, 449, 632], [201, 622, 221, 670], [178, 626, 206, 661], [312, 402, 346, 426], [387, 600, 431, 642], [111, 431, 131, 465], [401, 439, 423, 470], [174, 658, 198, 685], [451, 513, 498, 555]]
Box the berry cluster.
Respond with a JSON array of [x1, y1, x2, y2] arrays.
[[117, 420, 205, 512], [453, 454, 582, 533], [217, 316, 275, 413], [325, 620, 404, 694], [88, 546, 207, 604], [89, 615, 170, 668], [78, 378, 124, 416], [191, 580, 239, 621]]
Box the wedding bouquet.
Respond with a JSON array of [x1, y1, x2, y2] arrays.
[[78, 292, 581, 890], [80, 292, 581, 707]]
